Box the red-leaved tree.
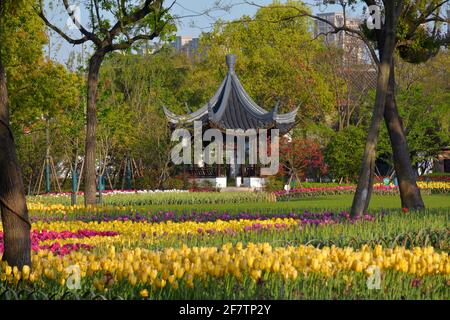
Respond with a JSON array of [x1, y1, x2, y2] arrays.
[[280, 137, 328, 186]]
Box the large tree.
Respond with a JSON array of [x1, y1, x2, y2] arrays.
[[349, 1, 402, 216], [0, 0, 42, 267], [247, 0, 448, 215], [38, 0, 175, 205], [353, 0, 448, 213]]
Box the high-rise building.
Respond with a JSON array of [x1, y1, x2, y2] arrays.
[[172, 36, 200, 57], [314, 12, 366, 63], [172, 35, 193, 51], [188, 38, 199, 55]]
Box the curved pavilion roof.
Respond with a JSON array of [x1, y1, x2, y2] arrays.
[[163, 54, 298, 134]]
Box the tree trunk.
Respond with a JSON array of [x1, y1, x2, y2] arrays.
[[384, 63, 425, 209], [351, 4, 400, 216], [84, 52, 104, 206], [0, 50, 31, 268], [350, 62, 391, 216]]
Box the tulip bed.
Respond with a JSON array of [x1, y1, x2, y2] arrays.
[[276, 182, 450, 201], [28, 191, 275, 206], [0, 195, 449, 300]]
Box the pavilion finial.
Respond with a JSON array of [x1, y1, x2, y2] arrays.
[[226, 54, 236, 72], [272, 100, 280, 115]]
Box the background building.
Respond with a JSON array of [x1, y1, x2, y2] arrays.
[[172, 35, 200, 57], [314, 12, 367, 64]]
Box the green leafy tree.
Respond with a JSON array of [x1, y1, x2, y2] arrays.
[[13, 61, 83, 193], [184, 0, 334, 123], [396, 53, 450, 171], [400, 86, 449, 171], [38, 0, 176, 205], [96, 49, 190, 189]]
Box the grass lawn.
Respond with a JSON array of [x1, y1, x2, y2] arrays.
[[135, 194, 450, 214]]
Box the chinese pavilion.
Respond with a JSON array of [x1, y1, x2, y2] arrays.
[[163, 54, 299, 189]]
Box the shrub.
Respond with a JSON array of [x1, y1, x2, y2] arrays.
[[265, 177, 286, 192]]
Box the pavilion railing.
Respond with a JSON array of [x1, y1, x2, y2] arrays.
[[187, 165, 260, 178]]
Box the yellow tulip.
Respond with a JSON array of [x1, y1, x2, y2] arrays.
[[139, 289, 149, 298]]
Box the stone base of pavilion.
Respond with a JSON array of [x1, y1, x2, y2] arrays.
[[192, 177, 266, 190], [219, 187, 254, 193]]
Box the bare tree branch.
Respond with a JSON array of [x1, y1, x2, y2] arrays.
[[93, 0, 106, 34], [120, 0, 128, 17], [62, 0, 100, 45], [109, 0, 161, 39], [110, 31, 159, 50], [37, 0, 89, 45], [405, 0, 450, 39]]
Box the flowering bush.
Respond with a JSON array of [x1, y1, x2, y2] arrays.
[[279, 137, 328, 181]]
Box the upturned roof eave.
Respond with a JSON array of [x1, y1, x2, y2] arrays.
[[163, 54, 299, 130]]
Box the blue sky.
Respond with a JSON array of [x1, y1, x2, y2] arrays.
[[171, 0, 281, 36], [171, 0, 345, 36], [49, 0, 346, 65]]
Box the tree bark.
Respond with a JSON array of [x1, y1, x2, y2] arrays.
[[351, 3, 400, 216], [84, 52, 104, 206], [0, 48, 32, 268], [384, 63, 425, 209]]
